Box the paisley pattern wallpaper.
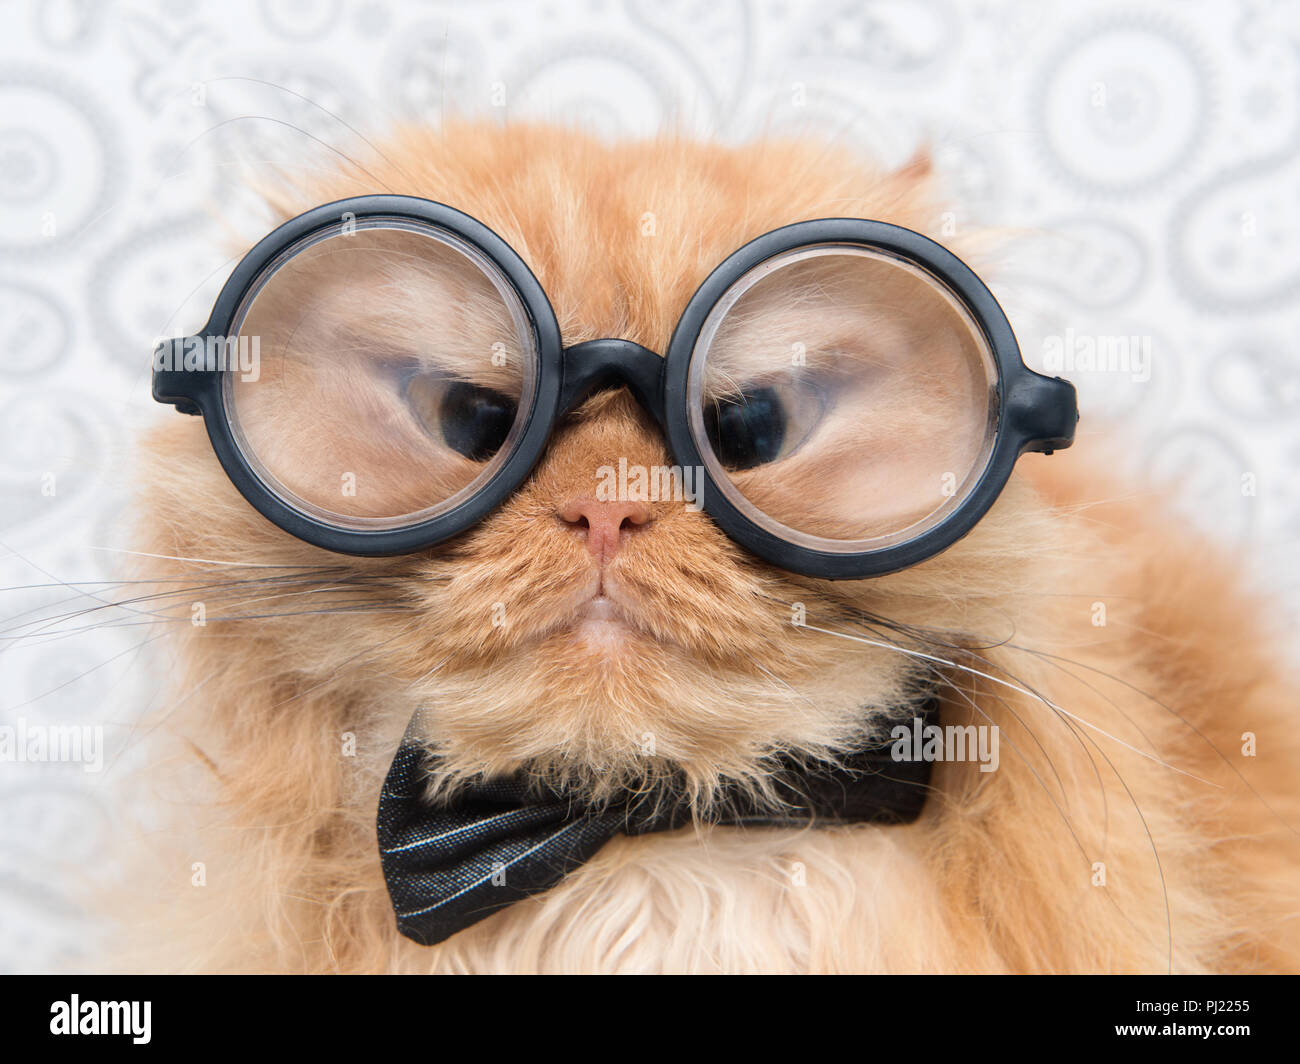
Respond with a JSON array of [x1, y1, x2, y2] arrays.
[[0, 0, 1297, 971]]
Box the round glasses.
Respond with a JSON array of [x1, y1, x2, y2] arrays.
[[153, 195, 1076, 579]]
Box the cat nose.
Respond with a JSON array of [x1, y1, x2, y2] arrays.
[[558, 498, 652, 564]]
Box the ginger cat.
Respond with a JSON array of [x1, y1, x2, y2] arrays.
[[121, 123, 1300, 973]]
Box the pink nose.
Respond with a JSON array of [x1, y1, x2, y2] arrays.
[[558, 498, 652, 564]]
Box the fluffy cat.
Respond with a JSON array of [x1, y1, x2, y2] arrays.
[[118, 123, 1300, 973]]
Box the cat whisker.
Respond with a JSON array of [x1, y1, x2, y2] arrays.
[[0, 632, 170, 714], [799, 622, 1217, 788], [183, 582, 392, 615], [791, 611, 1179, 969], [202, 76, 424, 191], [88, 546, 360, 569], [934, 667, 1161, 947], [939, 666, 1073, 807], [0, 576, 386, 641], [935, 674, 1088, 848], [759, 588, 1082, 798], [169, 116, 393, 193], [1055, 707, 1175, 973], [831, 604, 1113, 822], [0, 596, 415, 646], [0, 542, 387, 648], [181, 607, 416, 623], [873, 630, 1173, 971], [804, 593, 1266, 843], [1000, 641, 1300, 840]]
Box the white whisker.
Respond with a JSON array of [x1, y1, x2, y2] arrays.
[[87, 546, 336, 569], [799, 623, 1218, 787]]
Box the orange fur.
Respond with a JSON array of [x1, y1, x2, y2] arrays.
[[113, 124, 1300, 973]]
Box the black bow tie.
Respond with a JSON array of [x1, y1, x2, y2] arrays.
[[377, 702, 936, 947]]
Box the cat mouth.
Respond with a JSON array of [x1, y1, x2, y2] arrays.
[[570, 591, 638, 647], [530, 570, 690, 653], [559, 572, 656, 649]]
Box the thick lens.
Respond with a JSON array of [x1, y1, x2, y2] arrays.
[[224, 219, 535, 529], [687, 245, 998, 552]]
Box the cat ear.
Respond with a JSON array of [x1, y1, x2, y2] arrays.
[[895, 145, 933, 182]]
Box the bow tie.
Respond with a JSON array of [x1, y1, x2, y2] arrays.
[[377, 701, 937, 947]]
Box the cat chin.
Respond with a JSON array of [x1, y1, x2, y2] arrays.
[[571, 617, 634, 652]]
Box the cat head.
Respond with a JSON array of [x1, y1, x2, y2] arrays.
[[139, 123, 1051, 802]]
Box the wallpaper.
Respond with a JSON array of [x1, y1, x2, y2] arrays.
[[0, 0, 1297, 971]]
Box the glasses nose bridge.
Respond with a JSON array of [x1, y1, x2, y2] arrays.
[[557, 338, 668, 426]]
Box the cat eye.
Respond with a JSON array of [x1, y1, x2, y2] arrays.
[[703, 375, 828, 470], [705, 388, 787, 469], [153, 195, 1077, 578], [406, 374, 519, 462]]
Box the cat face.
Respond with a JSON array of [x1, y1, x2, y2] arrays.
[[140, 124, 1039, 799]]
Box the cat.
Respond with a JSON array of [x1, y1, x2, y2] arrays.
[[117, 122, 1300, 973]]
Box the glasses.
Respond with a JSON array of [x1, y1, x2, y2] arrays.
[[152, 195, 1077, 579]]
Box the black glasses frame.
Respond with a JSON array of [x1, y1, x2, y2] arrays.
[[152, 194, 1077, 579]]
